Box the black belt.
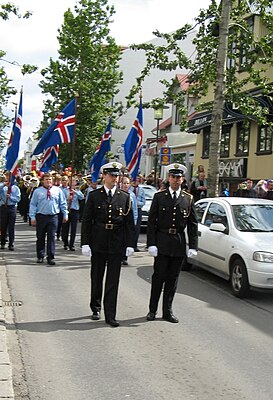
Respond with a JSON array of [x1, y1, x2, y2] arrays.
[[96, 222, 122, 230], [1, 204, 15, 208], [158, 228, 183, 235]]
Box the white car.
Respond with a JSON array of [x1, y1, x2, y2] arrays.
[[184, 197, 273, 298], [139, 184, 157, 227]]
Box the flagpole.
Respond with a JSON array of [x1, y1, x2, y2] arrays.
[[69, 92, 79, 207], [71, 92, 79, 175]]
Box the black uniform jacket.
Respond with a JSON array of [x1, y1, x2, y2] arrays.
[[147, 189, 198, 257], [81, 187, 135, 254]]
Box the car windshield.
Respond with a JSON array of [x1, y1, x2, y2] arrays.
[[232, 204, 273, 232], [142, 186, 157, 200]]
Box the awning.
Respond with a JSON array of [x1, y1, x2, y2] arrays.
[[187, 106, 246, 133]]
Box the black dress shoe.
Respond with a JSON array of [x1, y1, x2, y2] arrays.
[[47, 259, 56, 266], [146, 312, 156, 321], [122, 260, 128, 266], [106, 319, 120, 327], [69, 246, 75, 251], [134, 247, 140, 252], [0, 245, 5, 250], [36, 258, 44, 263], [91, 311, 100, 320], [163, 313, 179, 323], [8, 245, 14, 251], [64, 245, 68, 250]]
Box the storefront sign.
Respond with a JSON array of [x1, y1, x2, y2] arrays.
[[219, 158, 247, 178]]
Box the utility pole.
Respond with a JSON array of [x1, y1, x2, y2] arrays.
[[207, 0, 233, 197]]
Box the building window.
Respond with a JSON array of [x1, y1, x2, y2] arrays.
[[175, 105, 182, 125], [239, 16, 254, 69], [220, 125, 231, 158], [202, 127, 210, 158], [236, 122, 250, 156], [257, 125, 272, 154]]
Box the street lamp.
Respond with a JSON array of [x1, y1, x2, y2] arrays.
[[153, 106, 164, 187]]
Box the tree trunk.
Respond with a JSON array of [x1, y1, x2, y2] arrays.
[[207, 0, 232, 197]]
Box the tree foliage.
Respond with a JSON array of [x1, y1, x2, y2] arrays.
[[38, 0, 123, 171]]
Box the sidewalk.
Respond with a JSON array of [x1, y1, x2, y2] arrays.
[[0, 252, 14, 399]]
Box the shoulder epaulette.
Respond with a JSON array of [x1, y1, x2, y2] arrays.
[[182, 189, 193, 199]]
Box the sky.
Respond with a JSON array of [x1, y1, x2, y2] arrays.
[[0, 0, 213, 157]]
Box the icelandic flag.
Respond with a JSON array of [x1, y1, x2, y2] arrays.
[[40, 145, 59, 172], [89, 119, 111, 182], [5, 90, 22, 175], [32, 98, 76, 156], [124, 99, 143, 181]]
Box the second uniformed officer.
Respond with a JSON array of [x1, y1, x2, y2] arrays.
[[146, 163, 198, 323], [81, 162, 135, 327]]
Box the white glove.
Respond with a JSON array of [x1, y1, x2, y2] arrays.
[[126, 247, 134, 257], [82, 245, 92, 257], [148, 246, 158, 257], [187, 249, 197, 258]]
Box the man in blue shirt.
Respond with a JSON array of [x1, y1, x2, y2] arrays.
[[61, 176, 84, 251], [0, 174, 21, 251], [29, 173, 68, 265]]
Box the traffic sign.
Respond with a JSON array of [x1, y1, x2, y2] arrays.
[[160, 147, 171, 165]]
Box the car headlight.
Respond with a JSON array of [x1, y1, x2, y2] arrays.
[[253, 252, 273, 263]]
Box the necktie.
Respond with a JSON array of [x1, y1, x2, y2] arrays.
[[108, 190, 112, 200], [173, 191, 177, 201], [47, 187, 51, 200]]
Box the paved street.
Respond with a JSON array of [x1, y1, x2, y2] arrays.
[[1, 216, 273, 399]]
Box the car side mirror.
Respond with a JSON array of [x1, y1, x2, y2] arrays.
[[209, 223, 228, 234]]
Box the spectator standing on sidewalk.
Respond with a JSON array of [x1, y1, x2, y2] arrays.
[[146, 163, 198, 323], [129, 175, 146, 252], [81, 162, 135, 327], [29, 173, 68, 265], [0, 174, 21, 251]]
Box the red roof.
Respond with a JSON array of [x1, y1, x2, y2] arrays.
[[151, 116, 172, 132], [176, 74, 189, 91]]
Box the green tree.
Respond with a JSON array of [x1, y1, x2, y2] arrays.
[[128, 0, 273, 196], [38, 0, 123, 171]]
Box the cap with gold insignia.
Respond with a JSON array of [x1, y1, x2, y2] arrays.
[[101, 162, 123, 176], [166, 163, 187, 177]]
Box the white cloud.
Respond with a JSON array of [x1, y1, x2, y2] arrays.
[[0, 0, 213, 156]]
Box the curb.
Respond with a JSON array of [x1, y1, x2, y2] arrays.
[[0, 271, 14, 399]]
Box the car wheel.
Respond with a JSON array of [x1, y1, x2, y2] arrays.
[[181, 256, 192, 271], [230, 258, 250, 298]]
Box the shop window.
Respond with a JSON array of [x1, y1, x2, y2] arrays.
[[175, 105, 182, 125], [236, 122, 250, 156], [220, 125, 231, 158], [256, 125, 272, 154], [202, 127, 210, 159]]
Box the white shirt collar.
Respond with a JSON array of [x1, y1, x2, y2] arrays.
[[104, 185, 116, 196], [169, 187, 181, 197]]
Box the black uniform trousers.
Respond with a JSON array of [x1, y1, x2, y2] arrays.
[[62, 209, 79, 248], [0, 205, 16, 247], [90, 251, 122, 320], [36, 214, 58, 261], [149, 253, 182, 315]]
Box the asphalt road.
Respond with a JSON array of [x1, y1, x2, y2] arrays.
[[2, 217, 273, 400]]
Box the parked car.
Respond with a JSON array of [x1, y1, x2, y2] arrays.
[[139, 184, 157, 228], [183, 197, 273, 298]]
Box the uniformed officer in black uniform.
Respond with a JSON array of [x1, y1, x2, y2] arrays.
[[146, 163, 198, 323], [81, 162, 135, 327]]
